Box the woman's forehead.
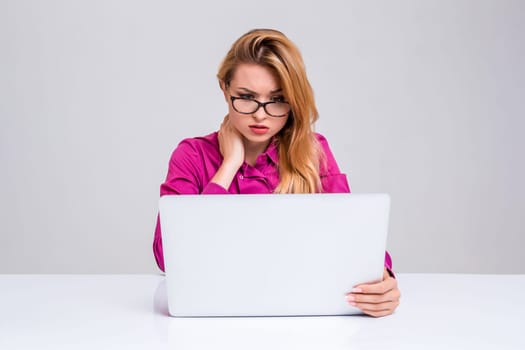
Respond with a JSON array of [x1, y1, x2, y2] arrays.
[[229, 63, 281, 92]]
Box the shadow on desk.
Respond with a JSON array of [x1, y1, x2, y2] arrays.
[[152, 278, 366, 349], [153, 278, 170, 317]]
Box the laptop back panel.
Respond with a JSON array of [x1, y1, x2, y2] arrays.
[[159, 193, 390, 317]]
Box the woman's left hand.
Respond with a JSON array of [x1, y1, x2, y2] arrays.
[[345, 268, 400, 317]]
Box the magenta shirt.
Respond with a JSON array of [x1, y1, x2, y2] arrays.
[[153, 131, 393, 273]]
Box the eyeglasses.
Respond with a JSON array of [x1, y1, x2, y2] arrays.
[[230, 96, 291, 118]]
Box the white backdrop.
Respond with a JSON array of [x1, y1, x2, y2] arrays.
[[1, 0, 524, 273]]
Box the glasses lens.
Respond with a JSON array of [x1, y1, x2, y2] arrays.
[[233, 99, 259, 114], [265, 102, 290, 117]]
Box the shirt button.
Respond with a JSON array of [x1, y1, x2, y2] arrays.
[[239, 175, 244, 180]]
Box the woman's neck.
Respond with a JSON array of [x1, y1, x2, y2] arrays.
[[243, 138, 271, 166]]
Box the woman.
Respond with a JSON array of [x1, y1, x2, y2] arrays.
[[153, 29, 400, 317]]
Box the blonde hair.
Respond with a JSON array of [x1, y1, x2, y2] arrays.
[[217, 29, 322, 193]]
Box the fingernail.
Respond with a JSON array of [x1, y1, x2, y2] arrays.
[[346, 295, 355, 302], [351, 288, 362, 293], [348, 301, 357, 306]]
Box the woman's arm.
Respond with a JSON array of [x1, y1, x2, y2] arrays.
[[154, 118, 247, 271], [209, 116, 245, 190], [153, 136, 231, 272]]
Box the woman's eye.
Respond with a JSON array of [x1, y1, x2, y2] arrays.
[[272, 96, 286, 102], [239, 94, 254, 100]]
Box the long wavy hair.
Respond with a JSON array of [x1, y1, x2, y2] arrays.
[[217, 29, 323, 193]]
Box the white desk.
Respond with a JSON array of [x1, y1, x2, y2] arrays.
[[1, 274, 524, 349]]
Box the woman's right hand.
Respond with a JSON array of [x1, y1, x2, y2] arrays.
[[210, 116, 245, 190], [217, 115, 244, 169]]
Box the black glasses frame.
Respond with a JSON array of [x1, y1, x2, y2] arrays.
[[230, 96, 290, 118]]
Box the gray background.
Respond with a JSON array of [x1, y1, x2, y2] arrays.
[[1, 0, 524, 273]]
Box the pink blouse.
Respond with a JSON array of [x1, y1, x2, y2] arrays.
[[153, 132, 392, 273]]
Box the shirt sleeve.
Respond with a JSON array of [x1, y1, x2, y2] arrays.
[[160, 140, 204, 196], [385, 251, 395, 277], [153, 140, 226, 272], [202, 182, 229, 194]]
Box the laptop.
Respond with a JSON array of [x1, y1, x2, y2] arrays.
[[158, 193, 390, 317]]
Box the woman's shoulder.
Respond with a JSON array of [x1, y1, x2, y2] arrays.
[[176, 131, 218, 151], [170, 131, 220, 159], [312, 132, 343, 175], [179, 131, 218, 147], [313, 132, 331, 149]]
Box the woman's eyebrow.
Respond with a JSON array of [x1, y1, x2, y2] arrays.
[[237, 87, 283, 94], [237, 87, 256, 94]]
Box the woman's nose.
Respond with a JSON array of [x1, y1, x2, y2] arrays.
[[252, 105, 269, 120]]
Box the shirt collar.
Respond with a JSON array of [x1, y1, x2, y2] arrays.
[[264, 137, 279, 165]]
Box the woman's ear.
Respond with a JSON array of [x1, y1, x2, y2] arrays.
[[219, 80, 228, 101]]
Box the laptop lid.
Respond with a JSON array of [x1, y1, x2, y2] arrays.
[[158, 193, 390, 317]]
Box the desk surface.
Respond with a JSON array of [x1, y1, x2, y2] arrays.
[[1, 273, 524, 350]]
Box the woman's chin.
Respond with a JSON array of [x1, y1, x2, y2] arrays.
[[241, 132, 273, 148]]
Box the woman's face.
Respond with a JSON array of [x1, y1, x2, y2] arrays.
[[222, 63, 290, 149]]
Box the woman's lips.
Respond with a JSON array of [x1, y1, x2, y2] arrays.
[[249, 125, 269, 135]]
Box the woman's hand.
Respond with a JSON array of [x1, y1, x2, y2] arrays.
[[217, 115, 244, 168], [210, 116, 245, 190], [346, 268, 400, 317]]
